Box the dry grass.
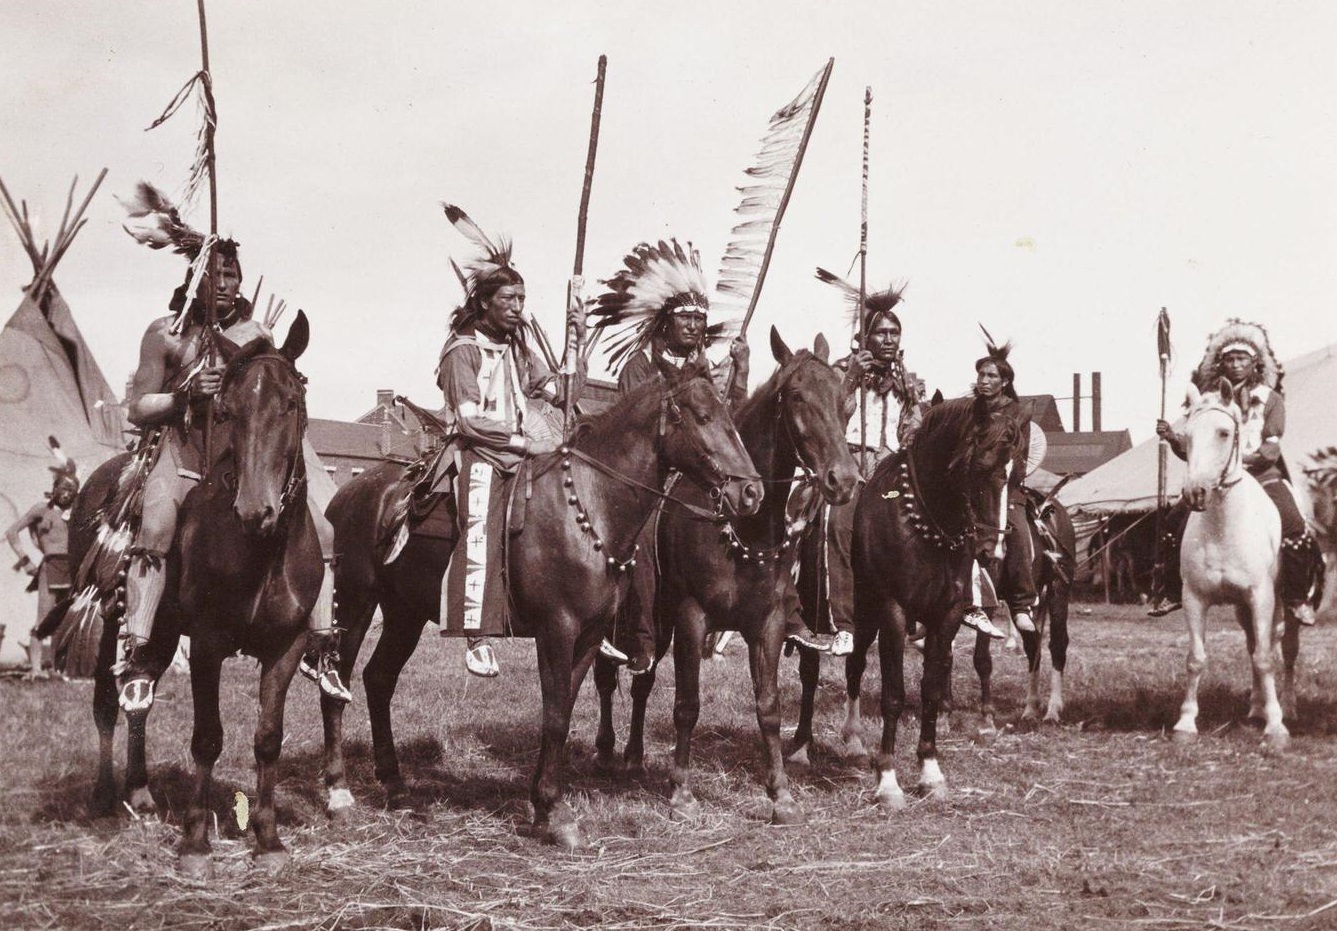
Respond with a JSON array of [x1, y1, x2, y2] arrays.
[[4, 604, 1337, 929]]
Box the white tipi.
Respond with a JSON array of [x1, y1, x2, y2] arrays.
[[0, 173, 126, 668]]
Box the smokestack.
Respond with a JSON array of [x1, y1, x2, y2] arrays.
[[1092, 372, 1102, 432], [1072, 373, 1081, 432]]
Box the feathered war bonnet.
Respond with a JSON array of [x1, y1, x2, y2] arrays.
[[118, 181, 245, 330], [440, 203, 520, 335], [45, 436, 79, 498], [589, 239, 736, 371], [1192, 318, 1282, 391]]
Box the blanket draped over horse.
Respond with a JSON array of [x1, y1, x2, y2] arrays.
[[321, 355, 761, 846]]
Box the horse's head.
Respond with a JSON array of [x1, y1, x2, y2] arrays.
[[768, 327, 860, 505], [654, 354, 762, 518], [1181, 379, 1243, 512], [216, 311, 310, 536], [916, 397, 1018, 557]]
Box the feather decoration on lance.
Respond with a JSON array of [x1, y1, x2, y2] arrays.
[[143, 70, 216, 213], [589, 238, 737, 371], [714, 59, 834, 335], [118, 182, 206, 258]]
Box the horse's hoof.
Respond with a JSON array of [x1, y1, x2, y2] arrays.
[[974, 725, 999, 746], [669, 790, 702, 822], [178, 854, 211, 879], [876, 787, 907, 812], [770, 799, 805, 826], [253, 850, 289, 874], [326, 787, 355, 822], [918, 781, 949, 802], [1262, 731, 1290, 754], [127, 787, 157, 817], [1171, 728, 1198, 745], [1042, 711, 1063, 727], [784, 744, 811, 768], [384, 782, 413, 811], [544, 822, 584, 850], [593, 754, 621, 777]]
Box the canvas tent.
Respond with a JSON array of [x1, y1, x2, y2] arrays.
[[1058, 342, 1337, 518], [0, 174, 126, 668]]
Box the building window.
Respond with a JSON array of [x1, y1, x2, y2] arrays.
[[351, 467, 365, 476], [325, 466, 337, 477]]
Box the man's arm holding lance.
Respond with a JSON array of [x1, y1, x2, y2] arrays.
[[127, 319, 222, 429]]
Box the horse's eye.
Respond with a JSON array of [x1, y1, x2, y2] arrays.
[[1217, 428, 1230, 438]]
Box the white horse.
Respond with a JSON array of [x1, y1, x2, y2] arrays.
[[1172, 380, 1288, 748], [1176, 377, 1288, 749]]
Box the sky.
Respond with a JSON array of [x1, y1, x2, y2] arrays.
[[3, 1, 1336, 441]]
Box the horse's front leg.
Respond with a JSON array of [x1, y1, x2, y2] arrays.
[[90, 668, 120, 818], [668, 600, 708, 821], [747, 615, 802, 825], [530, 609, 587, 849], [916, 611, 955, 802], [592, 655, 621, 774], [322, 577, 376, 820], [786, 644, 822, 766], [1172, 592, 1210, 743], [840, 614, 876, 766], [250, 636, 304, 870], [1046, 591, 1071, 724], [873, 599, 907, 810], [972, 631, 997, 736], [179, 649, 224, 876], [1278, 608, 1300, 723]]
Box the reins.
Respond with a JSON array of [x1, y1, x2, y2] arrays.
[[1187, 401, 1244, 492], [217, 351, 309, 524]]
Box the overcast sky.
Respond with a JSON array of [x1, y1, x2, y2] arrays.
[[4, 1, 1336, 441]]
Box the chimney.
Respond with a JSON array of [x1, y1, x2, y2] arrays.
[[376, 389, 395, 411], [1072, 373, 1081, 432], [1091, 372, 1102, 432]]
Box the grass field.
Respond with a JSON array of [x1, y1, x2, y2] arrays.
[[3, 603, 1337, 930]]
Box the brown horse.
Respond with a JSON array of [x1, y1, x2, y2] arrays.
[[173, 316, 323, 873], [841, 396, 1018, 808], [948, 488, 1077, 732], [320, 355, 761, 847], [591, 328, 860, 824]]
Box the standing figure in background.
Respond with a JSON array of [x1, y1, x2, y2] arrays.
[[5, 438, 79, 679]]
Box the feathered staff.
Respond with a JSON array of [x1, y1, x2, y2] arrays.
[[856, 86, 872, 473], [715, 58, 834, 385]]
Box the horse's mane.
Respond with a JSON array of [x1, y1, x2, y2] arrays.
[[916, 397, 980, 445], [574, 362, 711, 441]]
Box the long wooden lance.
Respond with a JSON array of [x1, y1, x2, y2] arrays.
[[563, 55, 607, 438], [196, 0, 221, 476], [856, 86, 871, 476], [1152, 306, 1172, 601]]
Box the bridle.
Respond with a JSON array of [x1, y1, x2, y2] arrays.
[[1186, 400, 1244, 492], [214, 351, 309, 522]]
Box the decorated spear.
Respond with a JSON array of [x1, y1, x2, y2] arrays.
[[855, 86, 872, 476], [195, 0, 222, 474], [716, 58, 834, 390], [1151, 307, 1172, 603], [562, 55, 607, 438]]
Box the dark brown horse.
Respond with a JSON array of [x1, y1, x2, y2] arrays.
[[63, 315, 319, 872], [591, 329, 860, 824], [841, 396, 1018, 808], [173, 316, 323, 873], [321, 355, 761, 847], [949, 488, 1077, 732]]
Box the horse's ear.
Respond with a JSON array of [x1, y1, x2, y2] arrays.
[[280, 310, 310, 362], [812, 332, 830, 363], [930, 389, 944, 406], [1184, 382, 1201, 409], [770, 326, 793, 365], [1216, 376, 1234, 404]]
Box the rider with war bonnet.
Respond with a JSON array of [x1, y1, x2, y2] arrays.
[[1155, 319, 1321, 626], [115, 190, 350, 712], [590, 239, 750, 671], [5, 439, 80, 678]]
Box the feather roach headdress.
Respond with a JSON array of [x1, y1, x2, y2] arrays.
[[590, 239, 737, 370], [1192, 318, 1282, 391], [46, 435, 79, 497], [440, 203, 519, 333], [976, 324, 1018, 400], [814, 267, 906, 341]]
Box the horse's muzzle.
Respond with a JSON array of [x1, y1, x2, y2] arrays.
[[1183, 486, 1208, 512], [236, 502, 282, 536], [717, 477, 763, 517], [821, 461, 860, 506]]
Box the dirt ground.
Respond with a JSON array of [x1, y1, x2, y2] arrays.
[[2, 602, 1336, 930]]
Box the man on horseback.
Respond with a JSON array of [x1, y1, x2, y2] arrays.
[[965, 339, 1038, 641], [429, 207, 590, 678], [820, 278, 923, 655], [5, 439, 79, 679], [591, 239, 752, 670], [116, 237, 351, 712], [1155, 319, 1321, 625]]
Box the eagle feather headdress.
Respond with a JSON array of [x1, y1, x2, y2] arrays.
[[1192, 318, 1282, 391], [590, 239, 737, 371]]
